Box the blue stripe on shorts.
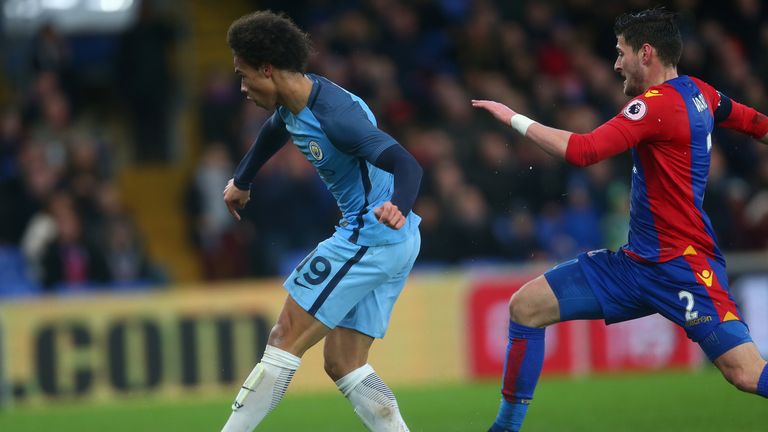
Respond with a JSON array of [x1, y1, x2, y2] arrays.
[[308, 245, 368, 316]]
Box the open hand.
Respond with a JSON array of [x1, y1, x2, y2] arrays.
[[374, 201, 406, 230], [471, 99, 517, 125], [223, 179, 250, 221]]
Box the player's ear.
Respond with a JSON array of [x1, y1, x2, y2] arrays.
[[640, 43, 653, 65], [263, 64, 273, 78]]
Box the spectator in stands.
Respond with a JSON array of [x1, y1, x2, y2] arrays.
[[103, 216, 159, 287], [40, 196, 110, 291]]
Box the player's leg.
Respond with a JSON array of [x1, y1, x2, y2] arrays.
[[324, 232, 420, 432], [713, 341, 768, 396], [489, 275, 559, 432], [325, 327, 409, 432], [491, 251, 623, 432], [224, 232, 379, 431], [647, 253, 768, 398], [222, 231, 405, 432], [221, 295, 331, 432]]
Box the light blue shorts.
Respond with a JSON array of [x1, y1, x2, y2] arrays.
[[284, 231, 420, 338]]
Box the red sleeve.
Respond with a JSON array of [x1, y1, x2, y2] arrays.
[[566, 96, 663, 167], [718, 100, 768, 139], [691, 76, 768, 139], [566, 121, 634, 167]]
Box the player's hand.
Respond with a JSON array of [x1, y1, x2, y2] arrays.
[[374, 201, 406, 230], [471, 99, 518, 126], [223, 178, 250, 221]]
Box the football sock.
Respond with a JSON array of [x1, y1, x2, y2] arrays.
[[490, 320, 545, 432], [336, 364, 409, 432], [757, 362, 768, 397], [221, 345, 301, 432]]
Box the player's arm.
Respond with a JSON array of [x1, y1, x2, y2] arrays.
[[224, 112, 290, 220], [371, 144, 423, 229], [713, 92, 768, 145], [314, 102, 422, 230], [472, 99, 640, 167], [471, 100, 572, 157]]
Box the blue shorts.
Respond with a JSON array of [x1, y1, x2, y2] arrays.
[[544, 249, 750, 360], [284, 232, 420, 339]]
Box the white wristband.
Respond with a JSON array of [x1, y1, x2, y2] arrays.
[[510, 114, 536, 136]]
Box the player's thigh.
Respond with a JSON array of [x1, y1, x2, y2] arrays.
[[323, 327, 375, 380], [269, 295, 333, 357], [509, 275, 561, 327], [713, 341, 766, 392], [284, 234, 417, 335], [335, 275, 403, 339], [641, 254, 742, 348], [554, 249, 653, 324], [538, 249, 646, 325], [335, 238, 420, 339], [636, 255, 759, 365]]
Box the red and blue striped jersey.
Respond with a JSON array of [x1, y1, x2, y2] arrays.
[[566, 75, 768, 263]]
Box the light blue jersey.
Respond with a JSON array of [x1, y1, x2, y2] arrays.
[[278, 75, 421, 245], [232, 74, 422, 337]]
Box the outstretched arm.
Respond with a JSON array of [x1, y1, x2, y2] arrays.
[[471, 100, 572, 158], [472, 99, 639, 167]]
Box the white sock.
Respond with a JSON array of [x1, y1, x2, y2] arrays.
[[335, 364, 410, 432], [221, 345, 301, 432]]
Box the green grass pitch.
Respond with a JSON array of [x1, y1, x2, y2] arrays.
[[1, 369, 764, 431]]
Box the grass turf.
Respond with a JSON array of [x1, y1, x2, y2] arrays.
[[0, 368, 764, 431]]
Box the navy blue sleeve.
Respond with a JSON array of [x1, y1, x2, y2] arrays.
[[311, 84, 421, 215], [232, 112, 289, 190], [310, 89, 397, 162], [374, 145, 422, 216]]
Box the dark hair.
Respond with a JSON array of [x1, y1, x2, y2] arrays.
[[227, 10, 312, 72], [614, 7, 682, 67]]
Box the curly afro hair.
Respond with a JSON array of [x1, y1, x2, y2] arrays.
[[227, 10, 312, 72]]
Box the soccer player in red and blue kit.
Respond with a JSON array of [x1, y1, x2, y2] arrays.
[[473, 8, 768, 431]]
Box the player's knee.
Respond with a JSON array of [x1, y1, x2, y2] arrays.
[[722, 367, 756, 393], [324, 351, 367, 381], [323, 356, 344, 381], [508, 290, 537, 327], [267, 323, 288, 347]]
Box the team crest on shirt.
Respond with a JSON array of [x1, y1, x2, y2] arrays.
[[309, 141, 323, 160], [623, 100, 647, 121]]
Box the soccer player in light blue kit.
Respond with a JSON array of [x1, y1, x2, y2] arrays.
[[220, 11, 422, 432]]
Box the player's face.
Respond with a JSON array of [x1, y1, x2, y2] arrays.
[[614, 36, 643, 97], [234, 56, 278, 110]]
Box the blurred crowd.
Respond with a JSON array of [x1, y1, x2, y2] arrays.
[[0, 5, 171, 295], [2, 0, 768, 292]]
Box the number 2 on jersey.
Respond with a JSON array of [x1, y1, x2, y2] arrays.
[[678, 290, 699, 321]]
